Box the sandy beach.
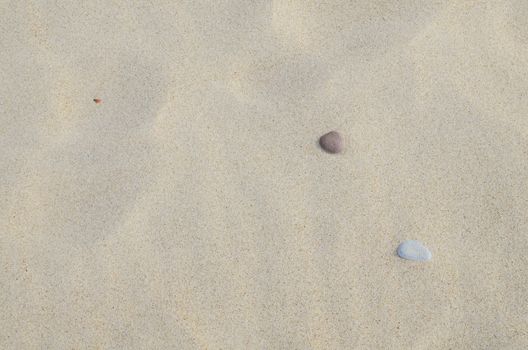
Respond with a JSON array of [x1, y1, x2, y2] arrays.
[[1, 1, 528, 348]]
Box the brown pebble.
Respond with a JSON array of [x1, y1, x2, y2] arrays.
[[319, 131, 343, 154], [93, 98, 102, 104]]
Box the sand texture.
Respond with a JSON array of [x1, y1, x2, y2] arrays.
[[1, 1, 528, 349]]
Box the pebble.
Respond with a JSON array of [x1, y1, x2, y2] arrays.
[[397, 240, 432, 261], [319, 131, 343, 154]]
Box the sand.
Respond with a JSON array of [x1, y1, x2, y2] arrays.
[[1, 1, 528, 349]]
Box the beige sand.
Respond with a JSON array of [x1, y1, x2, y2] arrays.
[[1, 1, 528, 349]]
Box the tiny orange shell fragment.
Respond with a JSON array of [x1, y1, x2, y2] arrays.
[[93, 98, 102, 104]]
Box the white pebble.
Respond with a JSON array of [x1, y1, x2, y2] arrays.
[[397, 240, 432, 261]]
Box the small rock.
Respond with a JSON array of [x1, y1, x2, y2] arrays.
[[319, 131, 343, 154], [397, 240, 432, 261]]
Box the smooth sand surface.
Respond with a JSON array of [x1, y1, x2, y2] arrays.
[[2, 1, 528, 349]]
